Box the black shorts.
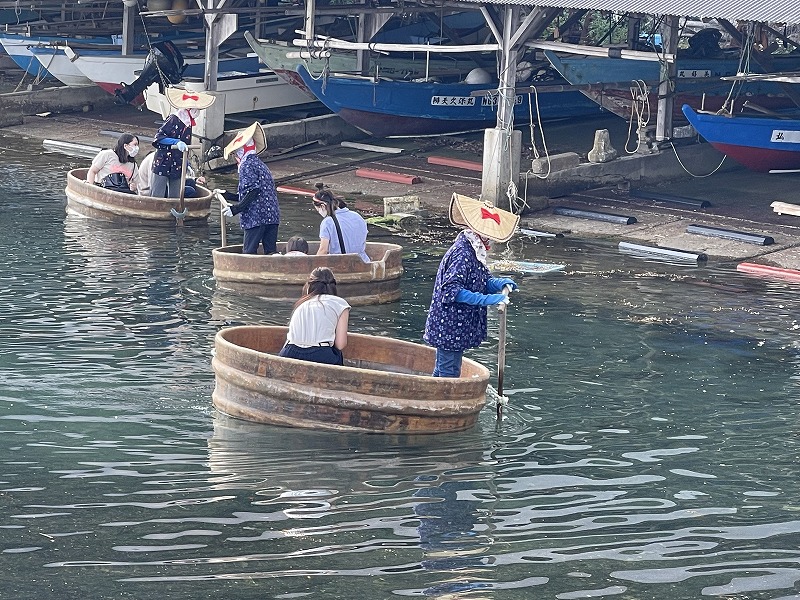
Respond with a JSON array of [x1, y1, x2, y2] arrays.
[[278, 343, 343, 366]]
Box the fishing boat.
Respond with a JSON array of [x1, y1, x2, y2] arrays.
[[213, 241, 403, 305], [682, 104, 800, 172], [29, 45, 94, 86], [143, 56, 315, 116], [296, 64, 601, 137], [544, 50, 800, 122], [212, 325, 490, 433], [244, 31, 479, 100], [65, 168, 212, 226], [0, 32, 115, 79]]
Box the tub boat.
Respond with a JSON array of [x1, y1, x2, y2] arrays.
[[212, 241, 403, 305], [212, 326, 490, 433], [65, 168, 212, 226]]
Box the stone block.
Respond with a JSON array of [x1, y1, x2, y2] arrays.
[[588, 129, 618, 163], [531, 152, 580, 175], [383, 195, 420, 215]]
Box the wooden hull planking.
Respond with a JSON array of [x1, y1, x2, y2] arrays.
[[212, 326, 489, 433]]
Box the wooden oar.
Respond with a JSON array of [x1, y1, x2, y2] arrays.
[[496, 285, 512, 419], [169, 143, 191, 225], [216, 190, 229, 247]]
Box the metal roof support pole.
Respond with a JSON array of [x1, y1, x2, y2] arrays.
[[303, 0, 315, 41], [655, 15, 679, 142]]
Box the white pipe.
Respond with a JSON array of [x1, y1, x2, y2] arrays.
[[526, 40, 674, 62], [292, 36, 499, 54]]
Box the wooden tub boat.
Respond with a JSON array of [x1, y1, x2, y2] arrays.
[[65, 168, 212, 226], [212, 241, 403, 305], [212, 326, 490, 433]]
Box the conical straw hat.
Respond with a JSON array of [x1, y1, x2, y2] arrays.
[[166, 87, 216, 110], [223, 122, 268, 160], [449, 193, 519, 242]]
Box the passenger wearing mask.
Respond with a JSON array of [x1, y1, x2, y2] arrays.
[[86, 133, 140, 193], [150, 88, 215, 198], [312, 183, 370, 263], [218, 122, 280, 255]]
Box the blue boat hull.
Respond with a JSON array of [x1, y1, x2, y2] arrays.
[[546, 51, 800, 120], [682, 104, 800, 172], [298, 65, 602, 137]]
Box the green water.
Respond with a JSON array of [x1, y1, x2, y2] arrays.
[[2, 135, 800, 599]]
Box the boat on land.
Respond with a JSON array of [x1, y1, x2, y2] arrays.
[[212, 325, 490, 433], [213, 241, 403, 305], [244, 31, 480, 100], [296, 64, 601, 137], [544, 50, 800, 122], [65, 168, 212, 226], [682, 104, 800, 172], [29, 45, 94, 86], [0, 31, 116, 79]]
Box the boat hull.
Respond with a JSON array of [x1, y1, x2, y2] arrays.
[[213, 242, 403, 305], [545, 51, 800, 122], [29, 46, 93, 86], [682, 104, 800, 172], [297, 65, 601, 137], [65, 168, 212, 226], [212, 326, 489, 433]]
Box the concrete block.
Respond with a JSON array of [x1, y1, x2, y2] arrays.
[[531, 152, 580, 175], [384, 195, 420, 215], [588, 129, 618, 163]]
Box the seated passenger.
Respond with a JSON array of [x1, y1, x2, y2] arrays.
[[285, 236, 309, 255], [278, 267, 350, 366], [136, 151, 204, 198], [312, 183, 370, 263], [86, 133, 139, 194]]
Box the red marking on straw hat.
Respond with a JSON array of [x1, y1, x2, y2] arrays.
[[182, 93, 200, 101], [480, 207, 500, 224]]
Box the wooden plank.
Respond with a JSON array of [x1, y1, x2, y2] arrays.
[[341, 141, 403, 154], [427, 155, 483, 172], [355, 168, 421, 184], [771, 201, 800, 216]]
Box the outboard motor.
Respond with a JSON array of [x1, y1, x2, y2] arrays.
[[114, 41, 186, 105]]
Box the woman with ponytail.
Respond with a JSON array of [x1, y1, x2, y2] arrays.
[[278, 267, 351, 366], [312, 183, 370, 263]]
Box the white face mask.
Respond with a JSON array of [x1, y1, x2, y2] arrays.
[[126, 144, 140, 158]]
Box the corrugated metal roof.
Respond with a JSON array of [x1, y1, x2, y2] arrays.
[[466, 0, 800, 25]]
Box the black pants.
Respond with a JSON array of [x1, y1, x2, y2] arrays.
[[279, 343, 343, 366], [243, 223, 279, 255]]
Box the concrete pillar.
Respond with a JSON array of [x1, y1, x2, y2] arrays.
[[481, 127, 521, 211], [656, 15, 679, 142], [195, 92, 226, 153]]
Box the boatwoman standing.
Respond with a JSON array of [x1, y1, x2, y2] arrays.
[[424, 194, 520, 378]]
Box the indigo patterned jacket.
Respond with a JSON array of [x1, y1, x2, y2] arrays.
[[423, 232, 491, 351], [151, 114, 191, 178], [236, 153, 280, 230]]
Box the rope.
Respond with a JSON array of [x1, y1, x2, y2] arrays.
[[669, 141, 726, 177], [624, 79, 650, 154]]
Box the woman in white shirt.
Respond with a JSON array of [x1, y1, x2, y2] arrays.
[[279, 267, 350, 366], [86, 133, 140, 193]]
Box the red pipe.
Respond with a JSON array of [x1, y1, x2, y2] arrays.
[[737, 262, 800, 282], [427, 156, 483, 172], [355, 168, 421, 184], [276, 185, 316, 197]]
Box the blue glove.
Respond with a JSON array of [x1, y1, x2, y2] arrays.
[[456, 290, 508, 306], [174, 140, 188, 152], [158, 137, 180, 146], [486, 277, 518, 293]]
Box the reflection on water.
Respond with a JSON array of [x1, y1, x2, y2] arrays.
[[2, 141, 800, 599]]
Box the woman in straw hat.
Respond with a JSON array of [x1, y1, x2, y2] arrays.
[[150, 87, 215, 198], [423, 194, 520, 378], [219, 122, 280, 255]]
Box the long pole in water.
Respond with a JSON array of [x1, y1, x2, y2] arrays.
[[496, 285, 512, 419], [216, 191, 228, 247], [176, 149, 188, 226]]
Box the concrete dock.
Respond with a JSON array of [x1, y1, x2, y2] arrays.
[[6, 96, 800, 272]]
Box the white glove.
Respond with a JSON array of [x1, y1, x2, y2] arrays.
[[173, 141, 188, 152], [213, 188, 226, 196], [221, 206, 233, 218]]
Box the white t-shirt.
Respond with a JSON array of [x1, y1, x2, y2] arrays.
[[285, 294, 350, 348], [90, 149, 136, 184]]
